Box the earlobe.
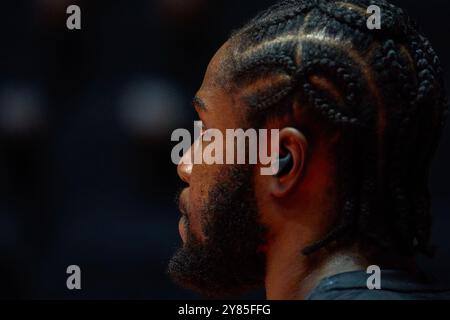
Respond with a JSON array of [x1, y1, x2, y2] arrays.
[[270, 128, 307, 198]]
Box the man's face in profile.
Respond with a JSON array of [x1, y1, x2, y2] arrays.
[[167, 0, 449, 300], [168, 42, 268, 298]]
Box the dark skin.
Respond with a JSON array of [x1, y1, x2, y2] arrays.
[[177, 40, 414, 300]]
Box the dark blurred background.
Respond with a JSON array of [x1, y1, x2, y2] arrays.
[[0, 0, 449, 299]]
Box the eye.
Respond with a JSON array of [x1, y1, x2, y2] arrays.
[[198, 121, 207, 135], [199, 121, 216, 142], [193, 120, 208, 141]]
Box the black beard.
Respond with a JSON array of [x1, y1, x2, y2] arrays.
[[168, 165, 267, 298]]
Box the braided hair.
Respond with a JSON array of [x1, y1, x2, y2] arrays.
[[223, 0, 448, 256]]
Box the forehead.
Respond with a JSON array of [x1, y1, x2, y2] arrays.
[[195, 41, 245, 124], [199, 41, 234, 92]]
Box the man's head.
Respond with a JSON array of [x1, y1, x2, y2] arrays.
[[168, 0, 448, 297]]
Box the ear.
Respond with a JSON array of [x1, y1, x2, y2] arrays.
[[270, 127, 308, 198]]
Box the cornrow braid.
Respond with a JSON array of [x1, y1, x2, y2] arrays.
[[225, 0, 447, 256]]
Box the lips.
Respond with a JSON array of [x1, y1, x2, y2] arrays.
[[178, 188, 189, 216], [179, 215, 188, 243], [178, 189, 189, 243]]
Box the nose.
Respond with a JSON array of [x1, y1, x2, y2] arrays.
[[177, 146, 193, 184]]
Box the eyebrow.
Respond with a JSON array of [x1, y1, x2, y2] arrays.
[[192, 96, 207, 112]]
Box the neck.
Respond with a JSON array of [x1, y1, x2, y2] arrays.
[[264, 234, 417, 300], [264, 235, 370, 300]]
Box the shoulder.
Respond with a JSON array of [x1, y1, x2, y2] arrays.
[[310, 288, 450, 300], [307, 270, 450, 300]]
